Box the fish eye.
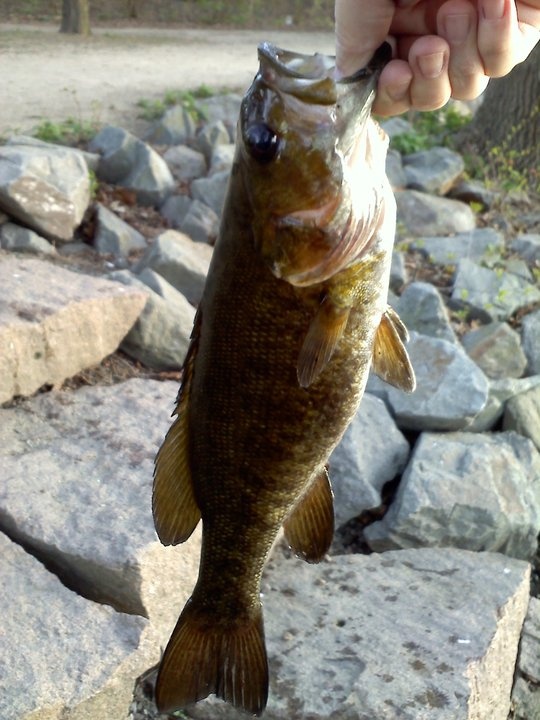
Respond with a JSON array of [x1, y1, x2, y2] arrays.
[[244, 123, 279, 164]]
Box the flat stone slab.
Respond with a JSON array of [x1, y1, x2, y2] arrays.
[[187, 547, 530, 720], [0, 254, 146, 404], [0, 532, 146, 720]]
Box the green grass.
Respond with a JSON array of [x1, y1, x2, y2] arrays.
[[388, 105, 472, 156], [32, 117, 100, 146], [137, 84, 215, 122]]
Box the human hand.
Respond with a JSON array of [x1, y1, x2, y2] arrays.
[[335, 0, 540, 116]]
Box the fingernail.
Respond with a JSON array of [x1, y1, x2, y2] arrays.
[[418, 52, 445, 79], [482, 0, 506, 20], [444, 13, 471, 44]]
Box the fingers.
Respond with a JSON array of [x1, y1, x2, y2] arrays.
[[477, 0, 517, 76], [334, 0, 395, 77]]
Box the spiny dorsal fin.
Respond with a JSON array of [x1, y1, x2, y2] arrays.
[[155, 599, 269, 716], [372, 307, 416, 392], [297, 299, 350, 388], [153, 310, 202, 545], [283, 467, 334, 563]]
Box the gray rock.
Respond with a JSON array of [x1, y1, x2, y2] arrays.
[[93, 204, 146, 257], [396, 190, 476, 237], [162, 144, 207, 182], [143, 104, 197, 146], [394, 282, 457, 343], [133, 229, 212, 305], [385, 148, 407, 190], [447, 179, 496, 210], [0, 141, 91, 242], [159, 193, 192, 228], [110, 270, 194, 369], [467, 375, 540, 432], [412, 228, 504, 266], [89, 126, 175, 206], [0, 533, 146, 720], [452, 258, 540, 322], [189, 547, 530, 720], [191, 169, 230, 216], [329, 393, 410, 528], [403, 147, 464, 195], [0, 254, 146, 404], [0, 221, 56, 255], [503, 385, 540, 451], [180, 198, 219, 244], [522, 310, 540, 374], [374, 333, 489, 431], [504, 257, 533, 281], [209, 143, 236, 176], [511, 598, 540, 720], [196, 120, 231, 162], [197, 93, 243, 137], [461, 322, 527, 379], [381, 116, 414, 138], [364, 431, 540, 561], [511, 232, 540, 262], [389, 249, 408, 290]]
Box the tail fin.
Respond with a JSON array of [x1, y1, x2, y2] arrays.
[[155, 599, 269, 716]]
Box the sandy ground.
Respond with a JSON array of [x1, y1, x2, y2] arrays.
[[0, 24, 334, 137]]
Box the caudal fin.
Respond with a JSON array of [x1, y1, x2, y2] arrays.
[[155, 599, 269, 716]]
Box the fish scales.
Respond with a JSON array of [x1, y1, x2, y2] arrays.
[[152, 41, 415, 716]]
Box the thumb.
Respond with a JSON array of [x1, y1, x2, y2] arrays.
[[335, 0, 396, 77]]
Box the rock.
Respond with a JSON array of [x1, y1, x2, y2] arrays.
[[447, 179, 496, 210], [389, 249, 408, 290], [191, 169, 230, 217], [466, 375, 540, 432], [385, 148, 407, 190], [180, 198, 219, 244], [394, 282, 457, 344], [0, 532, 146, 720], [364, 431, 540, 561], [133, 229, 212, 305], [511, 232, 540, 263], [0, 254, 146, 404], [451, 258, 540, 322], [110, 270, 194, 369], [197, 93, 243, 136], [159, 193, 192, 229], [503, 385, 540, 451], [209, 143, 236, 176], [505, 257, 534, 281], [89, 126, 175, 206], [522, 309, 540, 375], [372, 333, 489, 431], [329, 394, 410, 528], [0, 141, 91, 242], [461, 322, 527, 379], [196, 120, 231, 162], [93, 204, 146, 257], [143, 104, 197, 146], [162, 144, 207, 182], [412, 228, 504, 266], [396, 190, 476, 237], [0, 221, 56, 255], [187, 548, 530, 720], [403, 147, 464, 195], [381, 116, 414, 138], [511, 598, 540, 720]]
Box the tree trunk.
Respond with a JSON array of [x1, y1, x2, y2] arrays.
[[60, 0, 91, 35], [127, 0, 138, 19], [463, 44, 539, 187]]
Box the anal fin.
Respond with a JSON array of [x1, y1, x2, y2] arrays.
[[283, 467, 334, 563], [372, 306, 416, 392], [297, 298, 350, 388], [155, 599, 269, 716]]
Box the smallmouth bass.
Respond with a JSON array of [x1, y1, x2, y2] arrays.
[[152, 41, 415, 716]]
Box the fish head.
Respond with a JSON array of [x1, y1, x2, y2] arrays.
[[238, 42, 392, 286]]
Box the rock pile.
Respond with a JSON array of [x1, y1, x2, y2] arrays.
[[0, 91, 538, 720]]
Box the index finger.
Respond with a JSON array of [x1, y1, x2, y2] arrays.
[[334, 0, 396, 77]]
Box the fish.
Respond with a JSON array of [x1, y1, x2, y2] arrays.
[[152, 40, 415, 716]]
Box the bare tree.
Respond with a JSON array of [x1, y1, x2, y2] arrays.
[[60, 0, 91, 35]]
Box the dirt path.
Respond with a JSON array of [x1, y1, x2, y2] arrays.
[[0, 24, 334, 137]]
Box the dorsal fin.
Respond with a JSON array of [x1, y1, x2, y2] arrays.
[[283, 467, 334, 563], [372, 307, 416, 392], [153, 310, 202, 545], [297, 298, 350, 388]]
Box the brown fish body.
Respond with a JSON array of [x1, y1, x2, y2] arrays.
[[153, 42, 414, 716]]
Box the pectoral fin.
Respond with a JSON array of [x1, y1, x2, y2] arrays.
[[153, 311, 202, 545], [372, 307, 416, 392], [283, 467, 334, 563], [297, 299, 350, 388]]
